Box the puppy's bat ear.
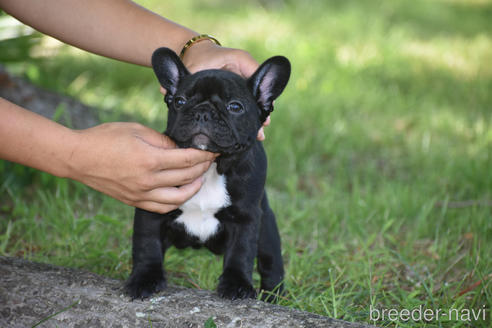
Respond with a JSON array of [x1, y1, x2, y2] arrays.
[[151, 47, 190, 103], [248, 56, 291, 123]]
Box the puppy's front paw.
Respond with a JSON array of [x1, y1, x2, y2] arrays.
[[125, 267, 167, 300], [217, 273, 256, 300]]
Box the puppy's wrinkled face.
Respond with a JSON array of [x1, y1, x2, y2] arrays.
[[165, 70, 259, 154], [152, 48, 290, 155]]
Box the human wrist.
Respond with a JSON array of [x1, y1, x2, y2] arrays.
[[53, 128, 83, 180], [180, 39, 222, 69], [179, 34, 221, 60], [61, 125, 107, 184]]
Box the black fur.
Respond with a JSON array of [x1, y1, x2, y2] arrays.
[[125, 47, 290, 301]]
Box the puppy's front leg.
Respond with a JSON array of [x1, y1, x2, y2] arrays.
[[216, 209, 258, 300], [125, 208, 167, 300]]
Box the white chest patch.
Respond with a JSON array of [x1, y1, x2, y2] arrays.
[[175, 163, 230, 242]]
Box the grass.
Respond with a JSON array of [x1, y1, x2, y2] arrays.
[[1, 0, 491, 327]]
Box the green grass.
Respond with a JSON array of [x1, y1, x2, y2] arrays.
[[1, 0, 491, 327]]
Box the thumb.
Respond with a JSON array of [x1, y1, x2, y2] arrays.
[[135, 125, 176, 149], [238, 51, 259, 78]]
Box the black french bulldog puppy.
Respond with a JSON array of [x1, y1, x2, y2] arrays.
[[125, 47, 290, 301]]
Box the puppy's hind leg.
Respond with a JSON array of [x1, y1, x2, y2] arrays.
[[125, 208, 167, 300], [257, 194, 284, 302]]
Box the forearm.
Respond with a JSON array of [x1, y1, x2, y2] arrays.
[[0, 0, 198, 67], [0, 97, 76, 178]]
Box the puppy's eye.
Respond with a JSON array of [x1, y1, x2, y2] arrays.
[[174, 96, 187, 108], [227, 101, 244, 114]]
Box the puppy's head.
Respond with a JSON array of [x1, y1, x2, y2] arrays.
[[151, 47, 290, 155]]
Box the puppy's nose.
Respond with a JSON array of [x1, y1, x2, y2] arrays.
[[194, 111, 210, 123]]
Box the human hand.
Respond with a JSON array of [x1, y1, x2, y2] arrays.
[[182, 41, 258, 78], [68, 122, 216, 214]]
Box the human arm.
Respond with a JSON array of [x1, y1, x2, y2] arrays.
[[0, 0, 269, 213], [1, 0, 269, 138], [0, 98, 216, 213], [0, 0, 258, 75]]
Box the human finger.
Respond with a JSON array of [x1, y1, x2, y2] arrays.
[[236, 50, 259, 78], [257, 127, 265, 141], [133, 201, 179, 214], [151, 160, 212, 188], [135, 124, 176, 149], [155, 148, 217, 170], [143, 177, 204, 205]]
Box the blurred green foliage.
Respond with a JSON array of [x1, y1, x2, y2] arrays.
[[0, 10, 42, 62]]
